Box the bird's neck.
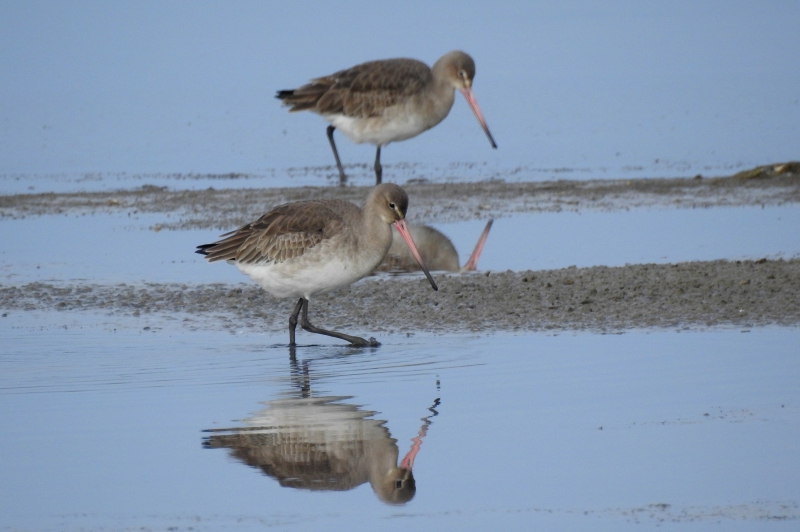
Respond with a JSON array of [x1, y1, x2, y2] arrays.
[[430, 60, 456, 95], [423, 62, 457, 120], [360, 202, 394, 259]]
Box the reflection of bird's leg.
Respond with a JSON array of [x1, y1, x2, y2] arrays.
[[288, 346, 312, 398], [300, 360, 311, 398], [400, 398, 441, 470]]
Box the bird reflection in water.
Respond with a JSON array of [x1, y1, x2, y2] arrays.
[[203, 349, 440, 505], [377, 219, 492, 273]]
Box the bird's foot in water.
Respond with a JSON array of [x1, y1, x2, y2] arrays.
[[351, 336, 381, 348]]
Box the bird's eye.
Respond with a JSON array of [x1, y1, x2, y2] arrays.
[[395, 480, 403, 489], [389, 202, 396, 210], [458, 70, 467, 79]]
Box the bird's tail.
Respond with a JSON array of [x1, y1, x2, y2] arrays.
[[195, 243, 214, 256], [275, 79, 334, 112]]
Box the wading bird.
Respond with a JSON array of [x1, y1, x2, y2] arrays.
[[197, 183, 438, 346], [277, 50, 497, 185]]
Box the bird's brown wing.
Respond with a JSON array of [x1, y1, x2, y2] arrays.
[[197, 200, 351, 264], [277, 58, 432, 118]]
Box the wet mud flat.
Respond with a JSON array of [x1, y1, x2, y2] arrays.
[[3, 258, 798, 335], [2, 173, 799, 229], [3, 171, 800, 531], [2, 170, 799, 336]]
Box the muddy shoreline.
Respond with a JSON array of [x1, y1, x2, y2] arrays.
[[3, 171, 799, 336], [3, 258, 798, 336], [2, 173, 799, 230]]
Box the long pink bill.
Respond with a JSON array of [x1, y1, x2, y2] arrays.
[[392, 219, 438, 291], [460, 87, 497, 149], [462, 219, 494, 271]]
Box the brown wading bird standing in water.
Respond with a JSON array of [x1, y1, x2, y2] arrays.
[[196, 183, 438, 347], [277, 50, 497, 185]]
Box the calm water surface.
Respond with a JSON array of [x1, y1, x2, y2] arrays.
[[3, 204, 800, 285], [1, 324, 798, 531], [2, 2, 799, 181], [3, 2, 799, 529]]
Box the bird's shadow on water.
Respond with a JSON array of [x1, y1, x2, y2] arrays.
[[202, 343, 440, 505]]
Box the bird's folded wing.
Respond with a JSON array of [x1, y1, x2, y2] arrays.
[[200, 201, 348, 264], [314, 59, 432, 118]]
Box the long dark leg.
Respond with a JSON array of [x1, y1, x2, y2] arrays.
[[298, 298, 380, 347], [374, 146, 382, 185], [326, 125, 347, 186], [288, 297, 304, 346]]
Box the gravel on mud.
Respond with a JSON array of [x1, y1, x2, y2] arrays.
[[2, 258, 797, 336], [2, 173, 799, 230], [3, 168, 798, 337]]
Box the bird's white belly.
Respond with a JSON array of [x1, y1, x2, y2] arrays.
[[236, 257, 366, 300], [326, 102, 449, 146]]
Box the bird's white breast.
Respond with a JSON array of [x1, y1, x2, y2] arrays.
[[325, 96, 454, 146], [235, 232, 390, 300], [237, 257, 361, 300]]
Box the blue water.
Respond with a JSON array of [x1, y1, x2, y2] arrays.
[[438, 204, 800, 272], [2, 3, 800, 529], [1, 326, 798, 531], [3, 204, 799, 285], [1, 1, 799, 184]]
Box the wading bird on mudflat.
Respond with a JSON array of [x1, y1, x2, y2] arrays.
[[277, 50, 497, 185], [196, 183, 438, 347]]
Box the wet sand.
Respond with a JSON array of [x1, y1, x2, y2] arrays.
[[2, 171, 799, 335], [2, 258, 798, 335], [2, 173, 799, 229]]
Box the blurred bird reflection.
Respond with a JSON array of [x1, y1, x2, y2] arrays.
[[203, 350, 439, 505], [377, 219, 492, 273]]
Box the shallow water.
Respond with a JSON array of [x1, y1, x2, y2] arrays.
[[2, 198, 799, 529], [2, 2, 799, 181], [1, 324, 798, 531], [4, 204, 799, 285], [437, 204, 800, 272], [3, 2, 799, 528], [0, 213, 242, 285]]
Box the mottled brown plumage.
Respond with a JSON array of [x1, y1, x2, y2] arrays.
[[196, 183, 438, 346], [277, 50, 496, 185], [278, 59, 432, 119], [197, 200, 351, 265]]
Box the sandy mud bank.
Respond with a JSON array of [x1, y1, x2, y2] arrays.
[[2, 173, 799, 230], [2, 258, 797, 336]]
